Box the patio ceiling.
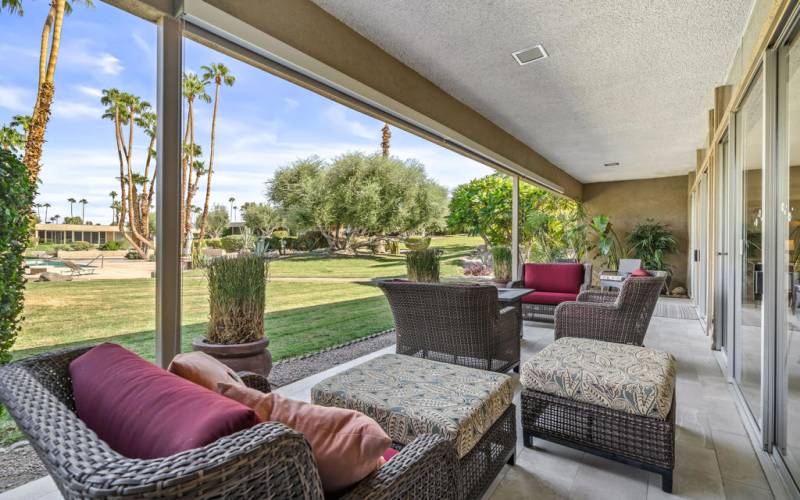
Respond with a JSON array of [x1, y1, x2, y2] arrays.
[[311, 0, 754, 183]]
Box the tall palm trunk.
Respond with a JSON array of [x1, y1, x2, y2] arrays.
[[381, 123, 391, 158], [198, 81, 221, 241], [24, 0, 65, 182]]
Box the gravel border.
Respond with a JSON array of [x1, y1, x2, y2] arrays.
[[0, 330, 397, 493]]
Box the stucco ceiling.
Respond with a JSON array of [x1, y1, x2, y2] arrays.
[[311, 0, 754, 183]]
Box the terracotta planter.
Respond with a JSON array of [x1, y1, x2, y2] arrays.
[[192, 336, 272, 377]]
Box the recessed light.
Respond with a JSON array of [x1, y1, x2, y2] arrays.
[[603, 162, 620, 167], [512, 45, 548, 66]]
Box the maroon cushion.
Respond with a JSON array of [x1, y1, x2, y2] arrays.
[[630, 269, 651, 277], [522, 263, 584, 294], [70, 343, 260, 459], [521, 291, 578, 306], [382, 447, 399, 461]]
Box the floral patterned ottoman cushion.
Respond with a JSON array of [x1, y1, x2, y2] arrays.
[[520, 337, 676, 420], [311, 354, 513, 458]]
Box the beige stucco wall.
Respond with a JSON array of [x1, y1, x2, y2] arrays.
[[582, 175, 689, 288]]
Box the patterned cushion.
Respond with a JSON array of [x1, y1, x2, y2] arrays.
[[311, 354, 513, 458], [520, 338, 676, 420]]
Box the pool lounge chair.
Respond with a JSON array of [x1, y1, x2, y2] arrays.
[[60, 260, 97, 276]]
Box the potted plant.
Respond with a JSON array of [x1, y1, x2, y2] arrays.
[[589, 215, 626, 271], [404, 236, 431, 251], [491, 245, 512, 286], [626, 219, 678, 291], [406, 248, 440, 282], [192, 254, 272, 376]]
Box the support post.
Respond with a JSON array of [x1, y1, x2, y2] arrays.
[[512, 175, 520, 282], [156, 16, 183, 368]]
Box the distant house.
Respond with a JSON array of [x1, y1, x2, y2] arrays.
[[34, 223, 127, 245]]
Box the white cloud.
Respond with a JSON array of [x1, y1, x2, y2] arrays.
[[60, 40, 124, 76], [75, 85, 103, 98], [0, 85, 33, 113], [283, 97, 299, 110], [131, 32, 154, 60], [322, 105, 377, 140], [234, 132, 279, 149], [52, 100, 104, 119]]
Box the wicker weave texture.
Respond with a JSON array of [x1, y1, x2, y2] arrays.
[[0, 346, 460, 499], [554, 272, 667, 345], [522, 388, 674, 491], [378, 281, 520, 372]]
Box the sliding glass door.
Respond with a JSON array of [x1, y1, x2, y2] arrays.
[[715, 133, 732, 356], [735, 70, 765, 426]]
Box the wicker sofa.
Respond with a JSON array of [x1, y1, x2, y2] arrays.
[[0, 346, 460, 499], [554, 271, 667, 346], [378, 280, 520, 372], [509, 262, 592, 322]]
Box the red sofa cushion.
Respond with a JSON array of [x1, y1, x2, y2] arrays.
[[630, 269, 651, 277], [70, 343, 260, 459], [521, 291, 578, 306], [523, 263, 584, 294]]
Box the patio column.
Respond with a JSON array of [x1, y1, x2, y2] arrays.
[[512, 175, 520, 281], [155, 15, 183, 368]]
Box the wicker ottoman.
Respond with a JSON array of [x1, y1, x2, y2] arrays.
[[520, 337, 677, 493], [312, 353, 516, 500]]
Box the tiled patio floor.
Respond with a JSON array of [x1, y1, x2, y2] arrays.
[[0, 301, 777, 499]]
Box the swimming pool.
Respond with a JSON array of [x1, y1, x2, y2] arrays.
[[25, 258, 68, 268]]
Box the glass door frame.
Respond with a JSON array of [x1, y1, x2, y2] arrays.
[[714, 130, 733, 367]]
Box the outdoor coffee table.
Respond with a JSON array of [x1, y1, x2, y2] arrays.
[[312, 353, 516, 500]]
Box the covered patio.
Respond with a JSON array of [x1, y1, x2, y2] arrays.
[[1, 303, 775, 499]]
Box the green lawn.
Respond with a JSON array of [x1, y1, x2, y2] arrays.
[[1, 234, 481, 445]]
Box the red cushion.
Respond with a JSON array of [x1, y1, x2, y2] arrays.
[[522, 263, 584, 293], [382, 447, 399, 461], [521, 291, 578, 306], [70, 343, 260, 459], [630, 269, 650, 277]]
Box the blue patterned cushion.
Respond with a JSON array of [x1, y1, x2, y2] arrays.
[[311, 354, 513, 458], [521, 338, 676, 419]]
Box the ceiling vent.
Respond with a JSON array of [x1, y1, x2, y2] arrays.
[[512, 45, 548, 65], [603, 162, 620, 167]]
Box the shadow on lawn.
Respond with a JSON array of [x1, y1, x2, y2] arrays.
[[12, 294, 394, 364]]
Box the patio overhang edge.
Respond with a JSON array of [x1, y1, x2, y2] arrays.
[[106, 0, 583, 199]]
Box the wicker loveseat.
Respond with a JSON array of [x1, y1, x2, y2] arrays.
[[510, 262, 592, 322], [0, 346, 459, 499], [554, 271, 667, 346], [378, 280, 520, 372]]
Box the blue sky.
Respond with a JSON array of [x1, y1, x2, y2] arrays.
[[0, 1, 491, 224]]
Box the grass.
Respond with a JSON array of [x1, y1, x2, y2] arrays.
[[1, 235, 481, 445]]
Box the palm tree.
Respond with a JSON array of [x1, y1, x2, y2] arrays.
[[229, 196, 236, 220], [10, 114, 32, 134], [198, 63, 235, 241], [42, 202, 50, 222], [79, 198, 87, 221], [180, 72, 210, 245], [109, 190, 118, 222], [1, 0, 93, 181], [51, 214, 60, 224], [33, 202, 41, 219], [381, 123, 391, 157], [67, 197, 76, 217]]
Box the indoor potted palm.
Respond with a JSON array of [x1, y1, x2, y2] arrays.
[[192, 254, 272, 376], [626, 219, 678, 291]]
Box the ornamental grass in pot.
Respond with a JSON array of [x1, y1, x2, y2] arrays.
[[406, 248, 440, 283], [192, 254, 272, 376], [490, 245, 512, 286]]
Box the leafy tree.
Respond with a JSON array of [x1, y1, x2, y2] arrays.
[[202, 204, 229, 239], [241, 202, 282, 236], [63, 216, 82, 224], [0, 124, 25, 153], [0, 149, 35, 364], [267, 153, 447, 252], [448, 173, 580, 262]]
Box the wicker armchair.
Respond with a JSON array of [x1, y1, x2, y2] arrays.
[[0, 346, 459, 499], [554, 271, 667, 345], [378, 280, 520, 372]]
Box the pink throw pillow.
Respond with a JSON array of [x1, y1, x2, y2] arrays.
[[218, 383, 391, 492], [630, 269, 651, 277]]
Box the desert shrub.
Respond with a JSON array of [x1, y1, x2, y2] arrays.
[[404, 236, 431, 251], [0, 150, 35, 365], [220, 235, 245, 253], [205, 238, 224, 249], [406, 248, 440, 283], [206, 255, 269, 344], [68, 241, 94, 251], [295, 230, 329, 251], [491, 245, 512, 282], [99, 240, 123, 251], [125, 249, 144, 260]]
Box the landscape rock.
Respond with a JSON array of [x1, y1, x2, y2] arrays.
[[37, 272, 72, 282]]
